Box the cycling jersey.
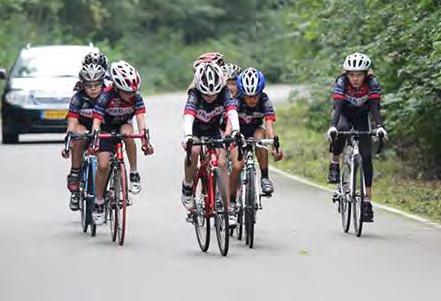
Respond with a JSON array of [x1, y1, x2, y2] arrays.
[[331, 74, 383, 127], [66, 90, 97, 130], [93, 86, 145, 131], [184, 87, 238, 137], [237, 92, 275, 137]]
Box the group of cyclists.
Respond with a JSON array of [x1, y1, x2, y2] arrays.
[[62, 49, 387, 230]]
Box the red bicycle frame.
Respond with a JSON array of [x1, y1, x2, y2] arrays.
[[192, 147, 221, 218]]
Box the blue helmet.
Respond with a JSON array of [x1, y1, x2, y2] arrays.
[[237, 68, 266, 96]]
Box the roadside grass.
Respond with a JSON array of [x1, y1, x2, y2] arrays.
[[274, 99, 441, 223]]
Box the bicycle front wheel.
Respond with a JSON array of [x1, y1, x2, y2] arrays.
[[340, 163, 351, 233], [193, 174, 210, 252], [115, 163, 128, 245], [352, 158, 365, 237], [213, 169, 229, 256], [108, 171, 118, 242], [245, 168, 256, 249]]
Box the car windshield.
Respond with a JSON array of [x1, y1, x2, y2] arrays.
[[10, 47, 93, 78]]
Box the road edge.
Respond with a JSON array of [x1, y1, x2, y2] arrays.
[[269, 166, 441, 230]]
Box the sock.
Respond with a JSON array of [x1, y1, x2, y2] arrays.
[[95, 198, 104, 205], [70, 168, 80, 175], [260, 168, 269, 179], [183, 179, 193, 188]]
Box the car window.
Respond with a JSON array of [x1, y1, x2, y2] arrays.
[[10, 48, 91, 78]]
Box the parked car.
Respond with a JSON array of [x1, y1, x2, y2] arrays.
[[0, 44, 99, 143]]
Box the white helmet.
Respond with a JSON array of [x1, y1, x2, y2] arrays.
[[192, 52, 225, 72], [343, 52, 371, 71], [222, 63, 242, 80], [194, 62, 225, 95], [79, 64, 106, 82], [110, 60, 141, 92]]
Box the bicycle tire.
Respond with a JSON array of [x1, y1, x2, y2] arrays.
[[352, 157, 365, 237], [116, 163, 128, 246], [245, 168, 256, 248], [340, 163, 351, 233], [108, 170, 118, 242], [213, 169, 229, 256], [193, 174, 210, 252]]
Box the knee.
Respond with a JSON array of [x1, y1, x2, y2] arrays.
[[98, 160, 110, 172], [232, 160, 244, 172]]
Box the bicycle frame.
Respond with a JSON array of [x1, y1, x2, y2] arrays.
[[194, 147, 220, 218]]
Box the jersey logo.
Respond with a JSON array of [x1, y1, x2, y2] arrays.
[[239, 112, 265, 124], [195, 106, 224, 122], [106, 107, 134, 116], [79, 108, 94, 118]]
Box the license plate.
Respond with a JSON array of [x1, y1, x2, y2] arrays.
[[42, 110, 68, 120]]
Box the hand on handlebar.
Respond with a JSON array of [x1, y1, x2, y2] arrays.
[[87, 130, 100, 155], [182, 135, 193, 151]]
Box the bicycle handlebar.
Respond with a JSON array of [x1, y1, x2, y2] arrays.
[[329, 130, 384, 155]]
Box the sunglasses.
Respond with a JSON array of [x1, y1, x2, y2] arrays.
[[84, 82, 103, 89]]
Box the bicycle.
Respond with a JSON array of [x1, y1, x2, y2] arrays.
[[233, 136, 280, 248], [64, 131, 97, 237], [185, 136, 236, 256], [331, 130, 383, 237], [98, 130, 151, 246]]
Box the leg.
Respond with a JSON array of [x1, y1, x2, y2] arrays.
[[254, 128, 273, 194], [181, 143, 201, 209], [328, 114, 350, 183], [93, 151, 111, 225], [229, 146, 244, 203]]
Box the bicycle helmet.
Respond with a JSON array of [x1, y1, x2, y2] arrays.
[[79, 64, 106, 82], [222, 63, 242, 80], [110, 60, 141, 92], [237, 67, 266, 96], [343, 52, 371, 71], [83, 51, 108, 70], [192, 52, 225, 72], [194, 62, 225, 95]]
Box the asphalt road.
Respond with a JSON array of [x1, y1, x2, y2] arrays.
[[0, 85, 440, 301]]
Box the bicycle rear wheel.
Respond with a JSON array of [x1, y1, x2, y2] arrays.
[[245, 168, 256, 248], [115, 163, 128, 245], [352, 158, 365, 237], [213, 169, 229, 256], [193, 174, 210, 252], [339, 163, 351, 233]]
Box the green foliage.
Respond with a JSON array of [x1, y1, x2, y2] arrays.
[[273, 0, 441, 176]]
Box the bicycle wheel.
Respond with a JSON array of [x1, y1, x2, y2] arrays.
[[108, 171, 118, 242], [352, 158, 365, 237], [115, 162, 128, 246], [339, 163, 351, 233], [193, 174, 210, 252], [245, 168, 256, 248], [236, 195, 244, 241], [213, 169, 229, 256], [88, 162, 97, 237]]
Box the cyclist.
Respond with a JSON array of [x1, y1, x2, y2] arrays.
[[326, 52, 388, 222], [192, 52, 225, 72], [181, 62, 241, 212], [73, 51, 110, 91], [90, 60, 153, 225], [62, 63, 106, 211], [228, 68, 283, 224], [220, 63, 242, 132]]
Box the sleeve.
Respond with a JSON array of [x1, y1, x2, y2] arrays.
[[66, 93, 81, 119], [261, 93, 276, 121], [93, 92, 108, 121], [332, 75, 347, 101], [223, 88, 238, 112], [367, 76, 381, 100], [134, 94, 146, 115], [184, 89, 198, 116], [368, 98, 384, 127], [331, 94, 344, 127]]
